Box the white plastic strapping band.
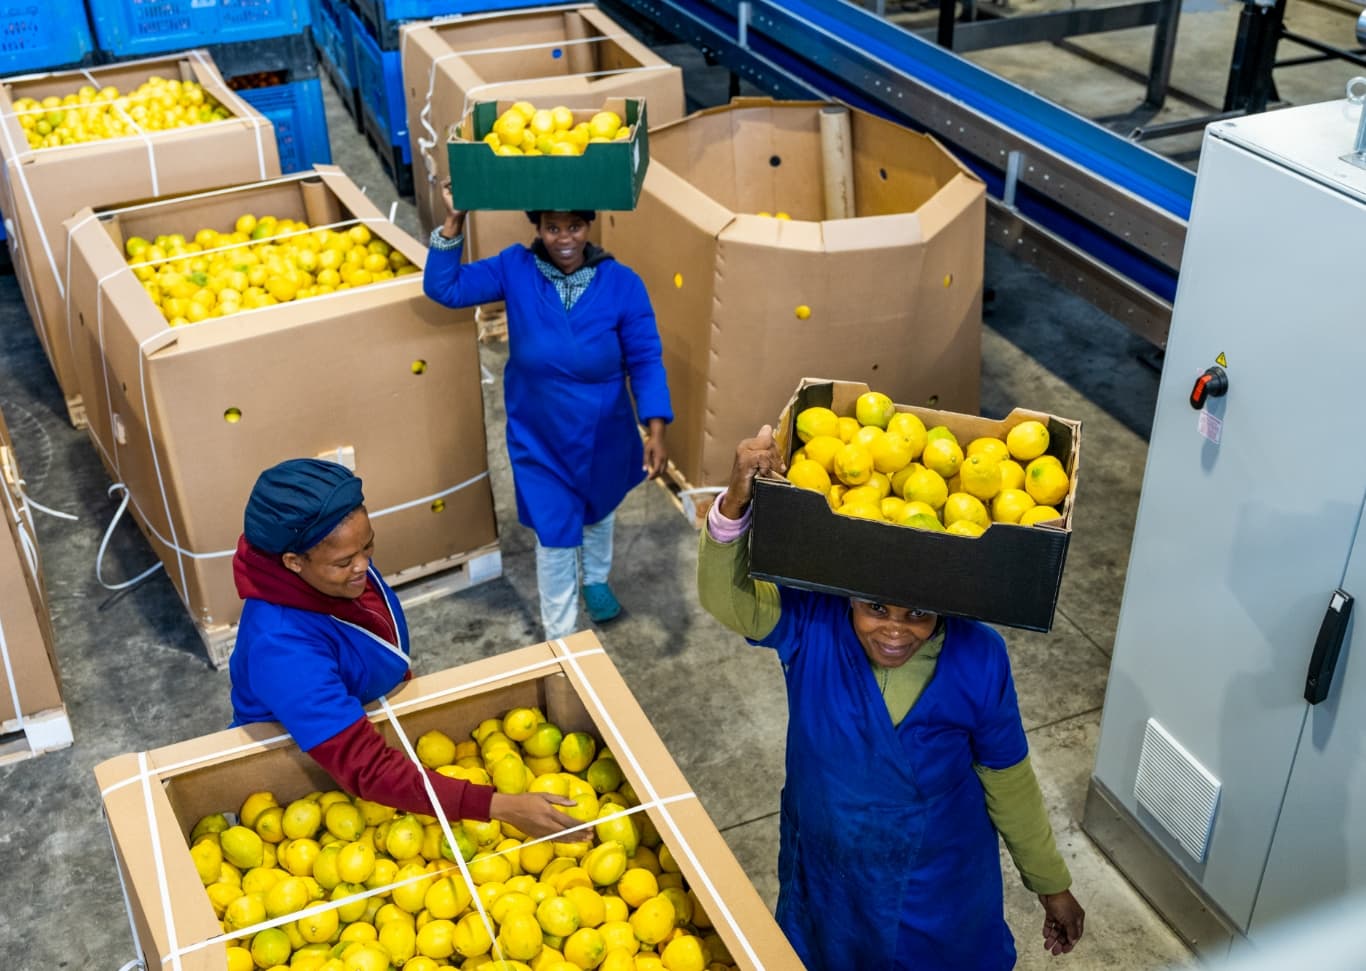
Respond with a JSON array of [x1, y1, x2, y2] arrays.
[[138, 751, 184, 971], [96, 483, 165, 592]]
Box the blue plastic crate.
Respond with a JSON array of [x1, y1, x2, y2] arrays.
[[348, 6, 407, 150], [90, 0, 310, 59], [238, 77, 331, 173], [0, 0, 95, 74], [352, 0, 567, 50], [312, 0, 359, 127]]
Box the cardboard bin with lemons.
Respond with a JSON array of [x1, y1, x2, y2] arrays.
[[750, 378, 1082, 632], [95, 633, 804, 971], [62, 166, 498, 666], [602, 98, 986, 494], [0, 50, 281, 421], [0, 405, 72, 763], [447, 96, 649, 212], [401, 3, 684, 239]]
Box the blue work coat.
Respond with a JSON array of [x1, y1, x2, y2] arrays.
[[229, 565, 411, 750], [424, 242, 673, 547], [757, 589, 1026, 970]]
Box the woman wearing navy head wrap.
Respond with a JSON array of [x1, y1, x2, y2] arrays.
[[229, 458, 577, 839], [423, 192, 672, 641]]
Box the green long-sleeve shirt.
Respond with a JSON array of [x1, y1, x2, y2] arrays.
[[697, 522, 1072, 896]]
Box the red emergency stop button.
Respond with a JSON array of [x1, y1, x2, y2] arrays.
[[1190, 366, 1229, 410]]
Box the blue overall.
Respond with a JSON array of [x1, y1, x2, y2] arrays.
[[229, 565, 411, 750], [757, 588, 1026, 971], [424, 243, 673, 547]]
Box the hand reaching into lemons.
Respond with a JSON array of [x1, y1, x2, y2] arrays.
[[722, 425, 786, 519], [489, 791, 584, 841]]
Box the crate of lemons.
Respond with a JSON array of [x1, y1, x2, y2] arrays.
[[481, 101, 633, 158], [122, 214, 419, 326], [10, 76, 232, 151], [188, 706, 731, 971], [786, 391, 1071, 536]]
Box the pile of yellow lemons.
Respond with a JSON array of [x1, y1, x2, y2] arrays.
[[482, 102, 632, 157], [11, 76, 230, 150], [187, 706, 731, 971], [123, 213, 418, 326], [787, 391, 1072, 535]]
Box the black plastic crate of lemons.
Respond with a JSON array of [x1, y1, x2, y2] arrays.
[[788, 391, 1071, 536], [187, 707, 730, 971]]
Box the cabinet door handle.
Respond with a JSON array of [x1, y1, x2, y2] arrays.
[[1305, 589, 1354, 705]]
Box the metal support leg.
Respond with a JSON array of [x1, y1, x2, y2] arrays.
[[1223, 0, 1286, 114], [1144, 0, 1182, 108], [938, 0, 957, 48]]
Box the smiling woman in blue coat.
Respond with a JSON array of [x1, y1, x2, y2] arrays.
[[698, 426, 1087, 971], [423, 192, 672, 641]]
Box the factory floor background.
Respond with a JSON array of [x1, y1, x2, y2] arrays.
[[0, 5, 1359, 968]]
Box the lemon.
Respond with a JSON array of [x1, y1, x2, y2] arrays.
[[942, 493, 990, 529], [223, 891, 267, 932], [598, 920, 638, 956], [386, 815, 426, 860], [343, 941, 390, 971], [946, 520, 985, 537], [921, 438, 964, 479], [524, 722, 564, 759], [551, 105, 575, 131], [840, 485, 882, 509], [1019, 505, 1061, 526], [312, 845, 341, 889], [265, 875, 311, 918], [191, 812, 230, 844], [585, 757, 624, 794], [1025, 461, 1070, 505], [1006, 420, 1050, 461], [629, 895, 676, 946], [852, 425, 884, 451], [991, 489, 1036, 524], [380, 920, 418, 964], [966, 437, 1010, 463], [600, 950, 637, 971], [869, 433, 913, 475], [338, 919, 378, 944], [794, 436, 840, 474], [998, 459, 1025, 492], [502, 708, 541, 742], [206, 881, 244, 917], [423, 874, 471, 919], [500, 912, 544, 961], [583, 840, 629, 886], [241, 866, 286, 895], [564, 927, 606, 968], [854, 391, 896, 429], [901, 512, 945, 532], [660, 934, 708, 971], [925, 425, 959, 447], [558, 733, 597, 773], [414, 918, 457, 960], [832, 443, 873, 486], [784, 458, 831, 495], [889, 463, 920, 499], [190, 837, 223, 885], [880, 496, 907, 521], [795, 406, 839, 443], [834, 416, 861, 443], [366, 857, 399, 892], [867, 471, 892, 500], [897, 501, 939, 524], [296, 903, 340, 944], [415, 730, 457, 769], [325, 803, 365, 842], [283, 800, 324, 841], [958, 453, 1002, 500], [900, 467, 948, 510], [240, 792, 280, 829], [250, 927, 292, 968], [492, 109, 527, 143], [616, 868, 659, 908], [225, 944, 254, 971], [335, 842, 376, 884], [468, 852, 513, 885], [331, 883, 369, 922], [221, 826, 265, 869], [635, 956, 666, 971], [453, 913, 493, 957]]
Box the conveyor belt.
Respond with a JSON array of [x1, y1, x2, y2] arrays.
[[603, 0, 1196, 343]]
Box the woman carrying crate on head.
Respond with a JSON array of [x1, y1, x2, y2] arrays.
[[697, 425, 1086, 971], [423, 187, 672, 643]]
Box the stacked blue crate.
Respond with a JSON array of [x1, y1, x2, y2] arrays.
[[347, 5, 412, 196], [310, 0, 362, 131], [0, 0, 97, 75], [86, 0, 330, 175]]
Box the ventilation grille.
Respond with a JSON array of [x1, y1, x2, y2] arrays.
[[1134, 718, 1222, 862]]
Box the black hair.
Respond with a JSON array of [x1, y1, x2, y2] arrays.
[[525, 210, 597, 226]]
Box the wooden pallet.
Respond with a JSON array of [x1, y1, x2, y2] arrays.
[[196, 541, 504, 670], [0, 706, 73, 766], [65, 393, 86, 430]]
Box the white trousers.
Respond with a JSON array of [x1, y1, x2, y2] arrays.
[[534, 512, 615, 640]]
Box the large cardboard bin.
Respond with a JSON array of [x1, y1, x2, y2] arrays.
[[0, 50, 281, 414], [448, 97, 648, 211], [750, 378, 1082, 632], [63, 167, 498, 666], [602, 98, 986, 492], [400, 3, 684, 251], [95, 633, 804, 971], [0, 406, 73, 763]]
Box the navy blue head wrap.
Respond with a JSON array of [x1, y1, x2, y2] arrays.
[[243, 459, 365, 555]]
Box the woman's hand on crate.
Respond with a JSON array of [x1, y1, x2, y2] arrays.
[[439, 180, 466, 240], [490, 791, 586, 841], [720, 425, 786, 520]]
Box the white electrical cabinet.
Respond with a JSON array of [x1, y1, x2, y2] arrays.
[[1086, 92, 1366, 953]]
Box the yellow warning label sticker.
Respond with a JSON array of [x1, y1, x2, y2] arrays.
[[1215, 352, 1227, 367]]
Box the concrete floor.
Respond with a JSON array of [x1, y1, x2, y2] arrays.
[[0, 7, 1357, 969]]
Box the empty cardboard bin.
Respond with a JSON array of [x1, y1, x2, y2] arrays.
[[602, 97, 987, 492]]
